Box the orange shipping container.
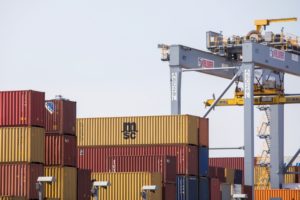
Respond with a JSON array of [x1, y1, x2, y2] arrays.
[[91, 172, 162, 200], [77, 115, 199, 146], [198, 118, 209, 147], [0, 127, 44, 163], [255, 189, 300, 200]]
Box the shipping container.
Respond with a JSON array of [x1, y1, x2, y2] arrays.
[[77, 115, 199, 146], [45, 98, 76, 135], [198, 118, 209, 147], [208, 167, 225, 182], [0, 163, 43, 199], [0, 90, 45, 127], [234, 170, 243, 184], [176, 176, 198, 200], [78, 145, 198, 175], [199, 147, 208, 177], [242, 185, 252, 200], [255, 189, 300, 200], [0, 127, 44, 163], [210, 178, 221, 200], [0, 197, 26, 200], [45, 134, 77, 167], [199, 177, 209, 200], [163, 184, 176, 200], [77, 169, 91, 200], [108, 155, 176, 183], [209, 157, 245, 171], [44, 166, 77, 200], [91, 172, 162, 200]]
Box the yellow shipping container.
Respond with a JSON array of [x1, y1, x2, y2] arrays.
[[91, 172, 162, 200], [45, 167, 77, 200], [255, 189, 300, 200], [0, 197, 26, 200], [0, 127, 44, 163], [77, 115, 199, 146], [224, 168, 235, 184]]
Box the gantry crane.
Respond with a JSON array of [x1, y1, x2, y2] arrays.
[[159, 17, 300, 199]]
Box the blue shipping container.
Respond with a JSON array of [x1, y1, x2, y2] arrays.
[[176, 176, 198, 200], [199, 147, 209, 176], [199, 177, 209, 200], [234, 169, 243, 184]]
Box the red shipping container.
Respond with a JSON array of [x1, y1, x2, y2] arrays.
[[78, 145, 198, 175], [163, 183, 176, 200], [45, 98, 76, 135], [199, 118, 209, 147], [208, 167, 225, 182], [45, 134, 77, 167], [77, 169, 91, 200], [0, 163, 43, 199], [209, 157, 245, 171], [210, 178, 221, 200], [242, 185, 252, 200], [0, 90, 45, 127], [108, 155, 176, 183]]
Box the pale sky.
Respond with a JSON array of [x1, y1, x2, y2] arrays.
[[1, 0, 299, 157]]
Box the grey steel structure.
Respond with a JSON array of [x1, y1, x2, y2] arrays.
[[160, 42, 300, 198]]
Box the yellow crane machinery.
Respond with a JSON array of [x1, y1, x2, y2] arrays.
[[254, 17, 297, 32]]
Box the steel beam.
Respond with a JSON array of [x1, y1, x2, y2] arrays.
[[242, 42, 300, 76], [170, 66, 182, 114], [242, 63, 255, 199], [270, 105, 284, 188], [169, 45, 239, 79]]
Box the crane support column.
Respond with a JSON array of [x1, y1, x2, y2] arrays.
[[243, 63, 255, 191], [270, 105, 284, 188], [170, 66, 182, 114]]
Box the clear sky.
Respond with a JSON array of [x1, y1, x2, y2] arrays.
[[1, 0, 299, 157]]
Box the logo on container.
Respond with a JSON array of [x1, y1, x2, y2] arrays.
[[45, 102, 55, 114], [122, 122, 138, 139]]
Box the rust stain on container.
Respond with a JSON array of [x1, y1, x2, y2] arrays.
[[255, 189, 300, 200], [0, 90, 45, 127], [45, 99, 76, 135], [91, 172, 162, 200], [77, 169, 91, 200], [78, 145, 198, 175], [198, 118, 209, 147], [0, 127, 44, 163], [44, 166, 77, 200], [108, 155, 176, 183], [45, 134, 76, 167], [77, 115, 199, 146], [0, 163, 43, 199]]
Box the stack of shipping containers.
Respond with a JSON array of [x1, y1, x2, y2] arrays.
[[44, 97, 91, 200], [77, 115, 209, 200], [0, 90, 45, 199]]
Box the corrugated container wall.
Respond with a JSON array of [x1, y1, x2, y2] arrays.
[[210, 178, 221, 200], [77, 115, 199, 146], [209, 157, 245, 171], [0, 90, 45, 127], [77, 169, 91, 200], [0, 197, 26, 200], [45, 134, 76, 167], [78, 145, 198, 175], [255, 189, 300, 200], [0, 127, 44, 163], [198, 118, 209, 147], [45, 99, 76, 135], [176, 176, 198, 200], [44, 166, 77, 200], [0, 163, 43, 199], [199, 147, 208, 177], [91, 172, 162, 200], [163, 184, 176, 200], [108, 155, 176, 183]]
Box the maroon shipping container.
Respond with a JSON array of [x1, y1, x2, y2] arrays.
[[108, 155, 176, 183], [199, 118, 209, 147], [0, 163, 43, 199], [77, 169, 91, 200], [45, 134, 77, 167], [78, 145, 198, 175], [209, 157, 245, 171], [242, 185, 252, 200], [0, 90, 45, 127], [208, 167, 225, 182], [163, 183, 176, 200], [210, 178, 221, 200], [45, 98, 76, 135]]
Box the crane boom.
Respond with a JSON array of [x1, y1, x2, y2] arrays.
[[255, 17, 297, 32]]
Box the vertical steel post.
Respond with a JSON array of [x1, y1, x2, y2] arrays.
[[270, 105, 284, 188], [37, 182, 43, 200], [243, 63, 255, 199], [170, 66, 182, 114]]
